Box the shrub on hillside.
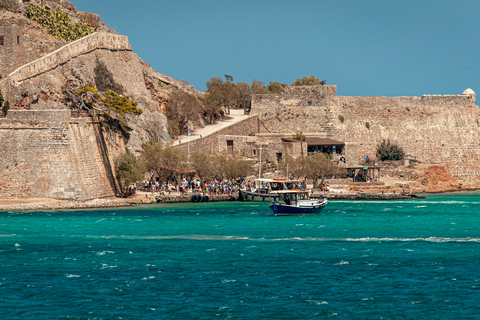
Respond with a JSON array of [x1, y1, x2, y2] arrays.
[[25, 6, 94, 41], [377, 139, 405, 161]]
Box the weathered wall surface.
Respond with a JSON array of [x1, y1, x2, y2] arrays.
[[0, 110, 118, 199], [251, 85, 480, 179]]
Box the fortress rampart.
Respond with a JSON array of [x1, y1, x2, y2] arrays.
[[7, 32, 131, 84], [251, 85, 480, 179], [0, 110, 119, 200]]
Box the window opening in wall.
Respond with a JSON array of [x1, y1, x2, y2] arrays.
[[17, 36, 20, 45], [227, 140, 234, 152], [0, 36, 4, 46], [276, 153, 283, 162], [253, 149, 256, 156]]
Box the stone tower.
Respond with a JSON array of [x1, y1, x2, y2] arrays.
[[0, 25, 24, 77]]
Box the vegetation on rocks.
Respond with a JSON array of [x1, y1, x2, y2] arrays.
[[377, 139, 405, 161], [25, 6, 94, 41], [65, 84, 142, 141], [293, 132, 306, 141]]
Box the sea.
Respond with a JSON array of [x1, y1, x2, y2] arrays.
[[1, 192, 480, 320]]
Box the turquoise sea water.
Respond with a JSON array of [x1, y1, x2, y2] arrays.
[[1, 193, 480, 319]]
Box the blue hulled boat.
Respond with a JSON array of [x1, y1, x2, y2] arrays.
[[269, 190, 328, 216]]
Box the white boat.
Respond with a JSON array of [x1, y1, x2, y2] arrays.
[[269, 190, 328, 216], [238, 178, 304, 202]]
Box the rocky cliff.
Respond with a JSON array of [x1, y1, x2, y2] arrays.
[[0, 1, 203, 199], [0, 1, 202, 152]]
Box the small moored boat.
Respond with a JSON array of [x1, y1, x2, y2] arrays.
[[269, 190, 328, 216]]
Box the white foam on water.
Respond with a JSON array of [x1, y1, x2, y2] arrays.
[[335, 261, 349, 265], [96, 251, 115, 256], [221, 280, 237, 283], [66, 274, 80, 278], [307, 300, 328, 305], [72, 234, 480, 243]]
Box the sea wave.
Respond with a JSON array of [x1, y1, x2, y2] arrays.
[[333, 200, 480, 205], [72, 234, 480, 243]]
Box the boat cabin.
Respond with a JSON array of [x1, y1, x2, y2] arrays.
[[277, 191, 311, 206], [253, 178, 303, 194]]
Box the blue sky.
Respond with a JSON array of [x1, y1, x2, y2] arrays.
[[74, 0, 480, 97]]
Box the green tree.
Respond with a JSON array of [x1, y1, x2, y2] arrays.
[[115, 150, 143, 194], [376, 139, 405, 161], [251, 79, 269, 94], [141, 142, 185, 183], [0, 91, 4, 110], [166, 88, 202, 136], [290, 75, 326, 86], [204, 76, 237, 122], [267, 81, 287, 94], [278, 156, 302, 180], [304, 153, 345, 189], [223, 153, 255, 180]]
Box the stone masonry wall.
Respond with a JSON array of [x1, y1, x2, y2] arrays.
[[251, 85, 480, 179], [175, 115, 259, 155], [0, 110, 118, 199], [7, 32, 131, 85]]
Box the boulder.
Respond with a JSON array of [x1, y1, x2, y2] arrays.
[[77, 11, 100, 28], [61, 0, 77, 13]]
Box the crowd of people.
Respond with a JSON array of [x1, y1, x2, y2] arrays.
[[138, 176, 247, 196]]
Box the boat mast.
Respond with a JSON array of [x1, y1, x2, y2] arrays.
[[300, 132, 306, 190], [258, 143, 262, 179]]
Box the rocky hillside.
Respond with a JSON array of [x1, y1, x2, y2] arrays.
[[0, 0, 202, 152]]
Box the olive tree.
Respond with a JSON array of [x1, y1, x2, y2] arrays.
[[115, 150, 143, 194]]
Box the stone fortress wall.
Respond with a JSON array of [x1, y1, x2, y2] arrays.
[[0, 0, 102, 77], [7, 31, 131, 85], [251, 85, 480, 179], [0, 110, 119, 199], [0, 30, 131, 200]]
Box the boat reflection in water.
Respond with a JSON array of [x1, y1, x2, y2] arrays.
[[269, 190, 328, 216], [238, 178, 304, 202]]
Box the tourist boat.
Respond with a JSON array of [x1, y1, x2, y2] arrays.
[[269, 190, 328, 216], [238, 178, 304, 202]]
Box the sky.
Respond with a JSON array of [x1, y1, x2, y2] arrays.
[[73, 0, 480, 97]]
